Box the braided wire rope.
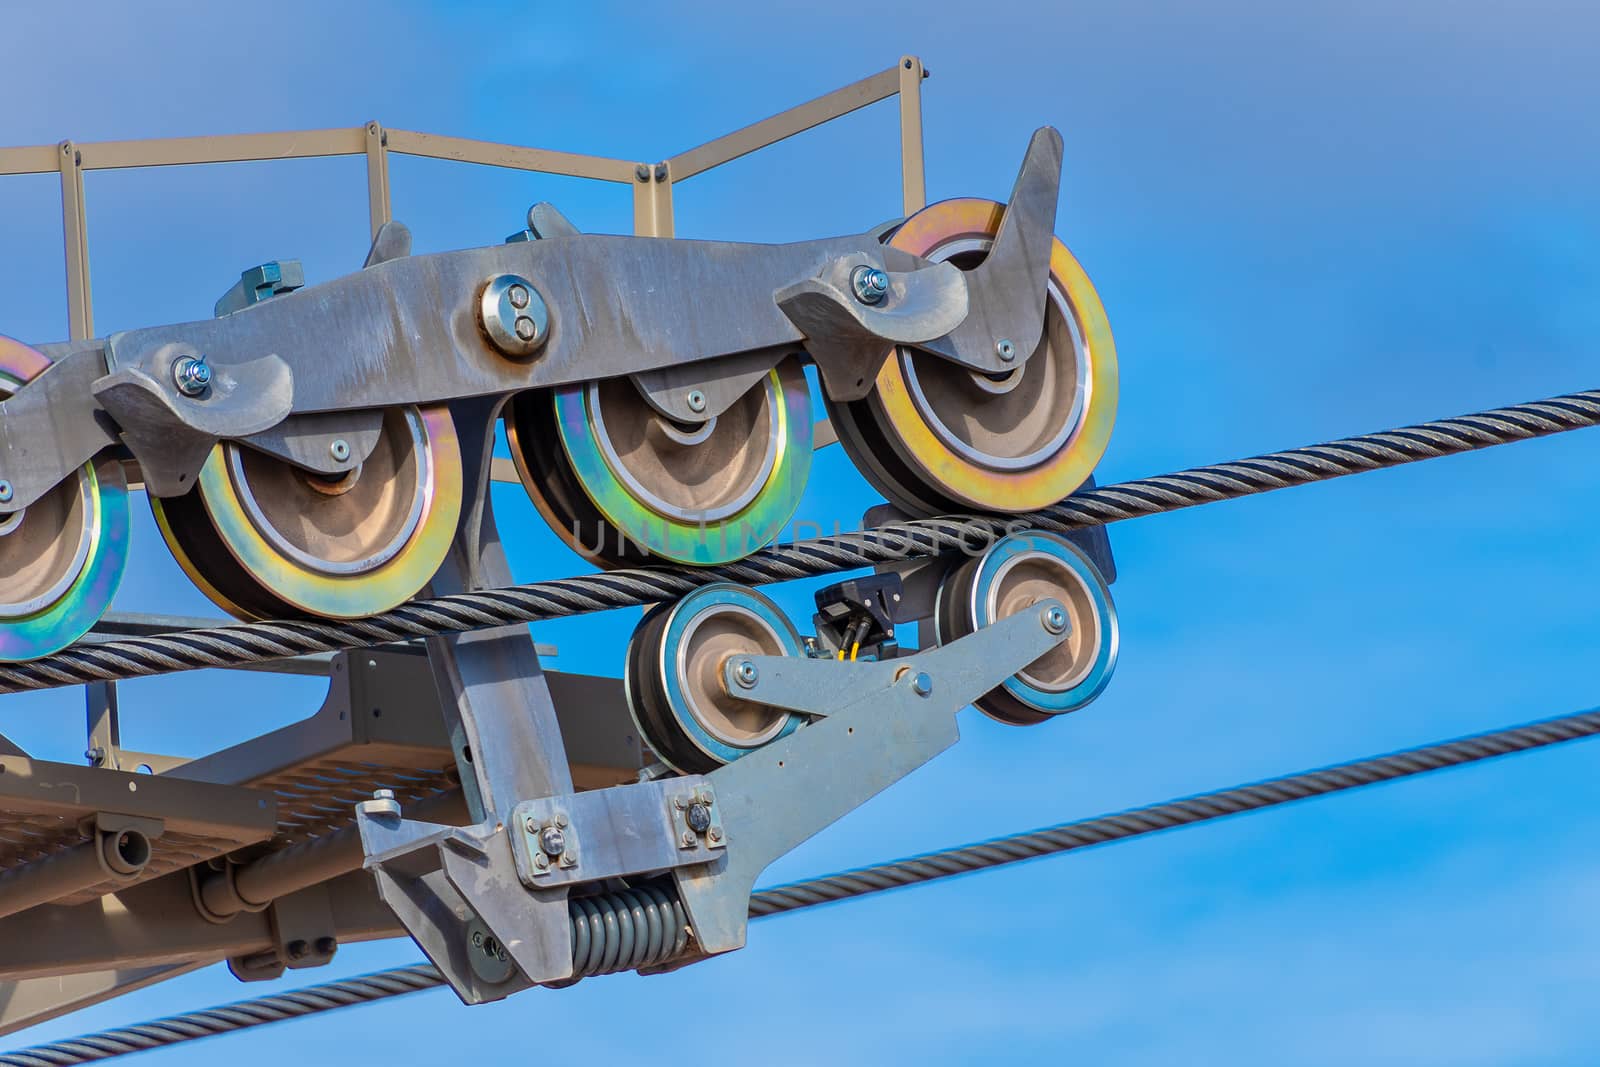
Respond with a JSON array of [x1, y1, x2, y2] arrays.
[[8, 705, 1597, 1064], [2, 388, 1595, 694]]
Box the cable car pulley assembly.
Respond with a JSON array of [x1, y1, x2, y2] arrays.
[[0, 77, 1134, 1028]]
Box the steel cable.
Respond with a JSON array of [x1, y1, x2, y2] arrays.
[[8, 704, 1598, 1064], [0, 388, 1593, 694]]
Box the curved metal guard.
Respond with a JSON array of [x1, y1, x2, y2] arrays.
[[93, 346, 293, 496]]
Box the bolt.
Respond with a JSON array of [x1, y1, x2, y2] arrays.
[[653, 163, 669, 182], [851, 265, 890, 305], [686, 801, 711, 834], [555, 812, 568, 828], [329, 439, 350, 462], [1043, 606, 1068, 634], [479, 274, 548, 358], [686, 390, 707, 414], [315, 936, 338, 955], [85, 746, 105, 765], [673, 796, 687, 810], [708, 827, 722, 843], [912, 671, 934, 697], [733, 659, 759, 689], [996, 339, 1016, 362], [172, 355, 213, 396], [682, 831, 698, 847], [635, 163, 652, 182], [538, 825, 566, 856], [534, 852, 549, 869], [357, 787, 400, 819], [286, 939, 309, 961], [0, 482, 12, 504], [525, 816, 539, 833]]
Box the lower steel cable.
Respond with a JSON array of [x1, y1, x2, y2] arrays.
[[7, 704, 1598, 1065]]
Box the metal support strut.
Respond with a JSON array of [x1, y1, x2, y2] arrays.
[[356, 594, 1067, 999]]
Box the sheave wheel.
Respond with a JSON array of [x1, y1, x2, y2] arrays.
[[625, 583, 806, 774], [151, 405, 461, 620], [829, 197, 1118, 515], [934, 529, 1118, 725], [0, 336, 129, 660], [506, 359, 812, 567]]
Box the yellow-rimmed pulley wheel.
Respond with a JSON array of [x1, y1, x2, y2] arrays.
[[0, 336, 129, 660], [829, 198, 1118, 515], [151, 405, 462, 620], [506, 359, 812, 567]]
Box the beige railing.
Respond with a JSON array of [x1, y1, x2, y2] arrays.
[[0, 56, 928, 342]]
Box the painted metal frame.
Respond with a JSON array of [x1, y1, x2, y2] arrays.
[[0, 55, 927, 340]]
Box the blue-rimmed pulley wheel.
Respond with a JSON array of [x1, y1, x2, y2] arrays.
[[625, 583, 806, 774], [934, 529, 1118, 725]]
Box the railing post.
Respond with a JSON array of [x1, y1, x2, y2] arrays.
[[632, 161, 675, 237], [365, 122, 392, 239], [897, 56, 927, 216], [57, 141, 93, 339]]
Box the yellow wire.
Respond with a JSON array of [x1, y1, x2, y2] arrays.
[[849, 641, 860, 661], [836, 646, 845, 660]]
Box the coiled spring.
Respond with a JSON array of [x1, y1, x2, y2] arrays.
[[569, 882, 691, 976]]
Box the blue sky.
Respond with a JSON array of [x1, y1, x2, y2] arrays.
[[3, 1, 1599, 1063]]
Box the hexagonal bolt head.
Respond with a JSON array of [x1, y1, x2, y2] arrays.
[[686, 802, 712, 834], [1042, 606, 1069, 634], [851, 265, 890, 305], [172, 355, 213, 397], [911, 671, 934, 697], [733, 659, 760, 689]]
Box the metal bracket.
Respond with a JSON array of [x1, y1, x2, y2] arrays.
[[505, 776, 725, 890], [214, 260, 306, 317], [776, 251, 968, 402], [237, 409, 385, 476], [630, 347, 791, 423], [670, 599, 1070, 957], [227, 881, 338, 982], [92, 343, 293, 498], [354, 396, 581, 1000], [909, 126, 1061, 373], [364, 220, 413, 267]]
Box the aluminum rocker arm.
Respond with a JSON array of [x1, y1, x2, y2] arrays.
[[0, 127, 1062, 511]]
